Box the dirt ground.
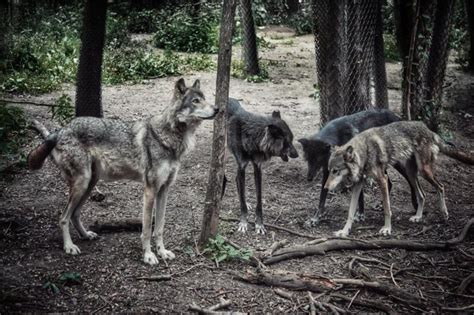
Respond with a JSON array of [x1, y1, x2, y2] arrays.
[[1, 26, 473, 313]]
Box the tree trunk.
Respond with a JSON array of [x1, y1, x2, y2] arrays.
[[199, 0, 237, 247], [0, 1, 8, 61], [240, 0, 260, 76], [373, 0, 388, 108], [313, 0, 346, 124], [286, 0, 300, 15], [465, 0, 474, 72], [75, 0, 107, 118], [422, 0, 456, 131]]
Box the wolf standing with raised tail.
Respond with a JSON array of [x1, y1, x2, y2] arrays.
[[227, 98, 299, 234], [325, 121, 474, 237], [28, 78, 218, 265]]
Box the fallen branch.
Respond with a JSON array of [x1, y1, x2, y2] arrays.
[[136, 263, 205, 282], [89, 219, 142, 233], [263, 218, 474, 265], [0, 98, 57, 107], [221, 236, 265, 269], [441, 304, 474, 311], [457, 272, 474, 294], [233, 268, 337, 293], [264, 239, 289, 256], [274, 288, 293, 300], [331, 293, 395, 314], [188, 297, 233, 314]]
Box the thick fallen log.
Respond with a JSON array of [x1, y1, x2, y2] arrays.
[[263, 218, 473, 265]]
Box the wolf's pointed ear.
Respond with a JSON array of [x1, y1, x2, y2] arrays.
[[192, 79, 200, 90], [175, 78, 187, 96], [343, 145, 354, 162], [272, 110, 281, 119], [298, 138, 308, 147], [267, 124, 284, 138]]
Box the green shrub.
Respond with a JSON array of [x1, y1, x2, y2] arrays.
[[153, 6, 220, 53], [127, 9, 160, 33], [202, 234, 252, 263], [106, 12, 131, 48], [384, 34, 400, 62], [0, 104, 29, 172], [231, 59, 269, 83]]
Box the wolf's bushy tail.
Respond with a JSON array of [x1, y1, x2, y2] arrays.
[[436, 135, 474, 165], [28, 120, 58, 170]]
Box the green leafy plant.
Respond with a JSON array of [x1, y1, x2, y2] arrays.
[[0, 104, 29, 173], [127, 9, 160, 33], [42, 271, 82, 294], [43, 282, 60, 294], [203, 234, 252, 263], [231, 59, 269, 83], [50, 94, 74, 126], [383, 34, 400, 62]]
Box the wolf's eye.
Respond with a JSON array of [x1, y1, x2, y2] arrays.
[[192, 98, 200, 104], [332, 169, 338, 175]]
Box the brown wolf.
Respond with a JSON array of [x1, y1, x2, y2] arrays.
[[324, 121, 474, 237], [28, 79, 217, 265]]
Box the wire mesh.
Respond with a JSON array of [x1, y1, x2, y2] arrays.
[[313, 0, 388, 124]]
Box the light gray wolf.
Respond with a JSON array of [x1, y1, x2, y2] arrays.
[[299, 109, 418, 225], [227, 98, 298, 234], [324, 120, 474, 237], [27, 78, 217, 265]]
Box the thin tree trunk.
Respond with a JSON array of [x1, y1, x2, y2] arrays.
[[465, 0, 474, 72], [240, 0, 260, 76], [75, 0, 107, 118], [199, 0, 237, 247], [374, 0, 388, 108], [422, 0, 456, 131], [0, 1, 8, 61]]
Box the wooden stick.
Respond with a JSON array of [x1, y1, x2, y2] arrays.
[[457, 272, 474, 294], [331, 293, 395, 314], [441, 304, 474, 311], [0, 98, 58, 107]]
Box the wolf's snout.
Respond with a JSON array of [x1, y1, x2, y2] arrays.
[[289, 147, 298, 159]]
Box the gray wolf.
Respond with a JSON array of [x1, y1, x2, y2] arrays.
[[28, 78, 217, 265], [299, 109, 418, 225], [227, 98, 298, 234], [324, 120, 474, 237]]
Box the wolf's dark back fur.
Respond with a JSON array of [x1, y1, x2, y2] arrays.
[[314, 109, 401, 145]]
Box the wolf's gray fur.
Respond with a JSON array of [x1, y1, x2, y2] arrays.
[[298, 109, 419, 225], [227, 98, 298, 234], [28, 78, 217, 265], [325, 120, 474, 237]]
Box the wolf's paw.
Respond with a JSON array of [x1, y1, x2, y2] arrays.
[[144, 251, 159, 265], [255, 223, 267, 235], [378, 226, 391, 236], [84, 231, 98, 240], [307, 215, 321, 227], [409, 215, 422, 223], [237, 222, 248, 233], [334, 229, 349, 237], [354, 212, 365, 222], [64, 243, 81, 255], [158, 248, 175, 260]]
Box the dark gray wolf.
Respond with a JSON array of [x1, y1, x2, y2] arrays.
[[227, 98, 298, 234], [299, 109, 418, 225], [28, 78, 217, 265], [324, 120, 474, 237]]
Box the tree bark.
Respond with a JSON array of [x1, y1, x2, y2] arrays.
[[75, 0, 107, 118], [199, 0, 237, 247], [240, 0, 260, 76], [373, 0, 389, 108], [422, 0, 455, 131], [466, 0, 474, 72]]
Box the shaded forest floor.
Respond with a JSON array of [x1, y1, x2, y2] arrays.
[[1, 26, 473, 313]]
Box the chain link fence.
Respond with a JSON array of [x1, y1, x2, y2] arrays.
[[312, 0, 388, 125]]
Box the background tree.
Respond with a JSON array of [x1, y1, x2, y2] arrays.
[[240, 0, 260, 76], [465, 0, 474, 72], [199, 0, 238, 246], [75, 0, 108, 118]]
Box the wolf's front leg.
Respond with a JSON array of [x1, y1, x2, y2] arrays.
[[236, 165, 249, 233], [154, 184, 175, 260], [309, 168, 329, 226], [253, 162, 266, 235], [334, 182, 363, 237], [141, 185, 159, 265], [377, 170, 392, 236]]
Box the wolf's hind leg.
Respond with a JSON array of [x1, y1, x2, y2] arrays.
[[253, 162, 266, 235], [420, 164, 448, 221], [71, 166, 99, 240], [236, 163, 249, 233], [61, 175, 91, 255]]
